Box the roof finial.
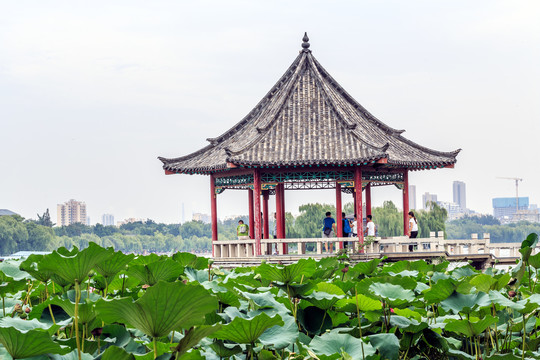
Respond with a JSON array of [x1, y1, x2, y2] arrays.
[[301, 32, 310, 52]]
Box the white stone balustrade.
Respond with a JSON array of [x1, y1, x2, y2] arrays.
[[212, 233, 539, 259]]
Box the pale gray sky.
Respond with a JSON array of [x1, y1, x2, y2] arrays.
[[1, 1, 539, 224]]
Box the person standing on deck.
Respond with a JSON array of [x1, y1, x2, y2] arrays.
[[237, 220, 249, 240], [322, 211, 336, 253], [364, 215, 376, 237]]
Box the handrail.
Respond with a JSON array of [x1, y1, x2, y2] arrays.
[[212, 233, 538, 259]]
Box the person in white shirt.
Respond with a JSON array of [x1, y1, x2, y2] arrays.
[[364, 215, 376, 237], [408, 211, 419, 252]]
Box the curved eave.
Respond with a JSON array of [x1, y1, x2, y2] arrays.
[[162, 163, 228, 175]]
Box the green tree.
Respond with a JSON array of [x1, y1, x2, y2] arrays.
[[0, 215, 28, 255], [371, 201, 402, 237], [36, 208, 54, 227], [294, 203, 336, 238]]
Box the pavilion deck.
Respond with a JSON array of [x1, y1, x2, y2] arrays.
[[212, 232, 534, 269]]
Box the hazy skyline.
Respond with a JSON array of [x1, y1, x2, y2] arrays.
[[2, 1, 539, 224]]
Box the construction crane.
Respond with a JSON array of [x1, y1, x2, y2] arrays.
[[497, 177, 523, 216]]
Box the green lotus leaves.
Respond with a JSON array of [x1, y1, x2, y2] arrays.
[[95, 281, 217, 338], [128, 259, 183, 285], [172, 252, 209, 270], [100, 346, 136, 360], [0, 234, 540, 359], [445, 315, 498, 337], [335, 293, 382, 313], [0, 325, 70, 358], [440, 291, 491, 314], [256, 258, 316, 284], [304, 282, 345, 310], [423, 278, 457, 304], [368, 333, 400, 360], [39, 243, 114, 284], [95, 250, 135, 279], [368, 282, 415, 307], [50, 290, 101, 325], [172, 325, 222, 358], [212, 312, 283, 344], [352, 258, 381, 275]]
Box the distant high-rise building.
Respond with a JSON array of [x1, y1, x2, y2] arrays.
[[422, 193, 438, 209], [409, 185, 417, 210], [102, 214, 115, 226], [453, 181, 467, 211], [492, 197, 529, 220], [57, 199, 87, 226]]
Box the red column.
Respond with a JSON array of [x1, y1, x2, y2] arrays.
[[276, 184, 284, 239], [354, 167, 364, 248], [281, 184, 288, 254], [248, 189, 254, 239], [403, 170, 409, 236], [366, 183, 372, 216], [210, 175, 218, 256], [336, 182, 343, 249], [263, 191, 269, 239], [254, 169, 262, 255], [280, 184, 286, 237]]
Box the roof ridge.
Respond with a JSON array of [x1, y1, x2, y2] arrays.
[[305, 53, 388, 154]]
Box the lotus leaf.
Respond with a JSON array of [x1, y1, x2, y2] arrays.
[[49, 349, 94, 360], [309, 331, 376, 359], [19, 254, 54, 282], [173, 325, 222, 358], [389, 315, 428, 333], [368, 333, 400, 360], [50, 290, 101, 325], [100, 346, 136, 360], [335, 293, 382, 313], [209, 340, 242, 357], [39, 243, 114, 284], [469, 274, 497, 293], [172, 252, 208, 270], [352, 258, 381, 275], [95, 250, 135, 279], [128, 259, 183, 285], [423, 278, 456, 304], [0, 326, 70, 358], [304, 283, 345, 310], [211, 312, 283, 344], [444, 315, 497, 337], [259, 312, 299, 349], [368, 282, 415, 307], [440, 291, 490, 314], [96, 281, 217, 338], [256, 258, 316, 284]]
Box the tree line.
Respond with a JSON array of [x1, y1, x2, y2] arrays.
[[1, 202, 538, 255]]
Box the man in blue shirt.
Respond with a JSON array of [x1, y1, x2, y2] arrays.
[[322, 211, 336, 253]]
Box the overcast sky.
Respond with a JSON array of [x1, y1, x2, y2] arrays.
[[1, 1, 539, 224]]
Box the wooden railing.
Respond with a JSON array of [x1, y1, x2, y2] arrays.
[[212, 232, 538, 259]]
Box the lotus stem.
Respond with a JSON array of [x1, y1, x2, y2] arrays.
[[153, 337, 158, 359], [74, 281, 82, 360], [522, 313, 526, 360], [354, 288, 365, 360], [2, 297, 4, 317], [171, 330, 174, 344]]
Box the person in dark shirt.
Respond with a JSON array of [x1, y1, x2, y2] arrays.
[[322, 211, 336, 253]]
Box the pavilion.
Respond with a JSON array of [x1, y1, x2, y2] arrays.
[[159, 34, 460, 256]]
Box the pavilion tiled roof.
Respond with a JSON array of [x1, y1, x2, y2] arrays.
[[159, 34, 460, 175]]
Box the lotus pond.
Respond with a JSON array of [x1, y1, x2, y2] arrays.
[[0, 234, 540, 360]]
